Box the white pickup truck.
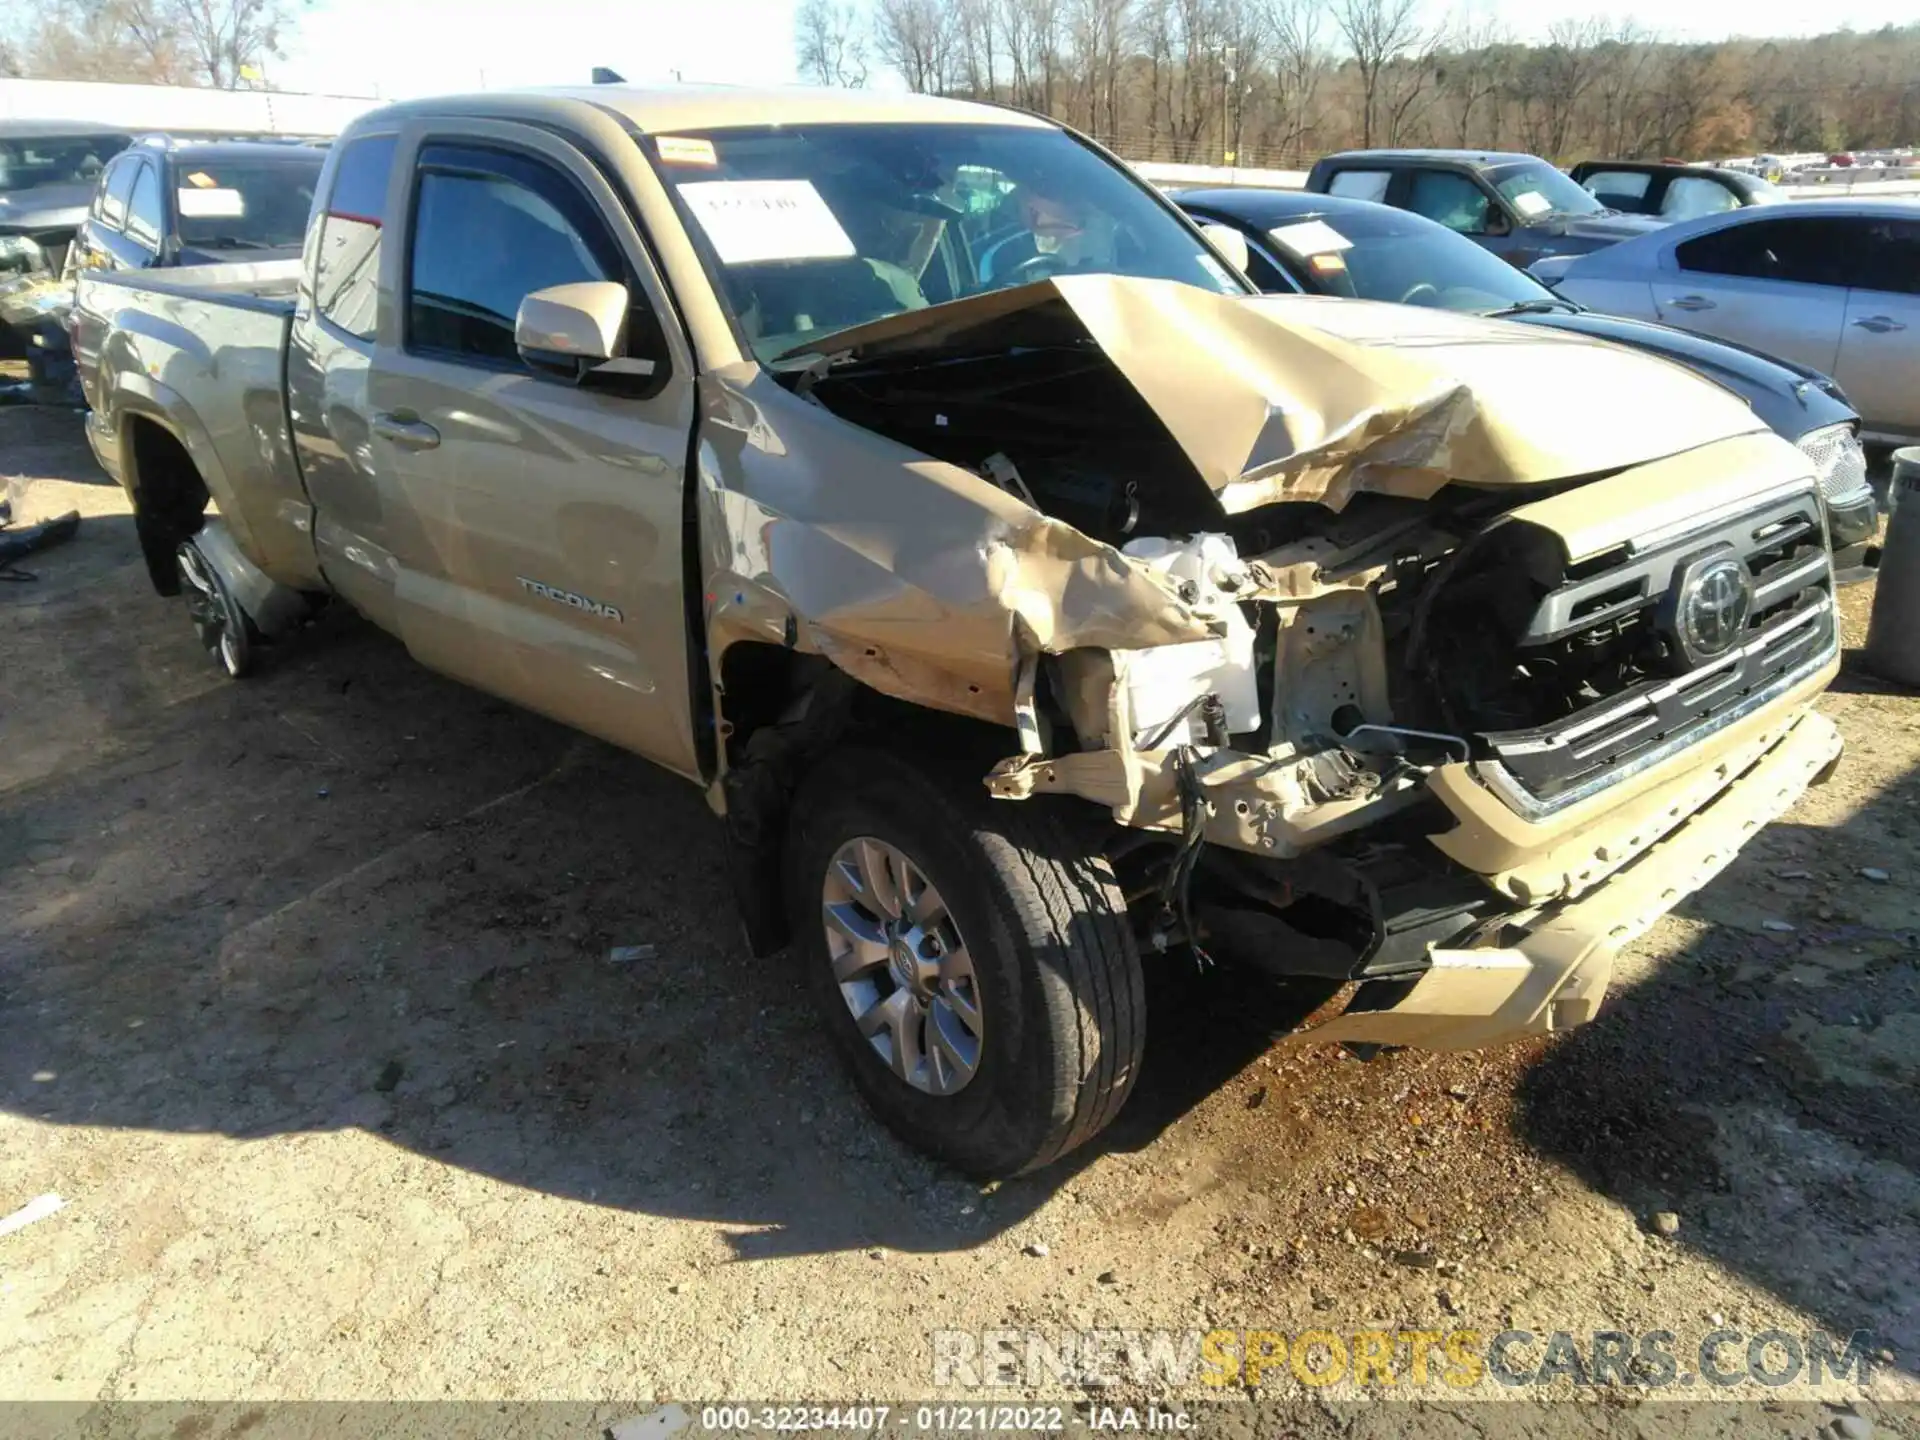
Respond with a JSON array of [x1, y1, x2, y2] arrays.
[[71, 85, 1844, 1176]]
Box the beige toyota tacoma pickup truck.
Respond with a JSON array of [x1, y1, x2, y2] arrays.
[[72, 86, 1845, 1177]]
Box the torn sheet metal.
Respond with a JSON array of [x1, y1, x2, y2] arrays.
[[696, 366, 1215, 725], [788, 275, 1766, 514]]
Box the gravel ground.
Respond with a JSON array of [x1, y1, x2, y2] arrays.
[[1, 404, 1915, 1434]]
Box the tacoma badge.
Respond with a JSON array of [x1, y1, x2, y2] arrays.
[[516, 576, 623, 622]]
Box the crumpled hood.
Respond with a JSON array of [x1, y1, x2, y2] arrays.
[[797, 275, 1769, 513], [0, 182, 93, 237]]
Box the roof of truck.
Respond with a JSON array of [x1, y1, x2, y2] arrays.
[[384, 84, 1056, 134]]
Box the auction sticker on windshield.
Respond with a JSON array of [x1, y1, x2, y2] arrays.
[[177, 188, 245, 218], [679, 180, 856, 265], [1512, 190, 1554, 218], [1269, 219, 1352, 256]]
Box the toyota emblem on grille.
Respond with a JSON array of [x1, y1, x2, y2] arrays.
[[1675, 553, 1753, 663]]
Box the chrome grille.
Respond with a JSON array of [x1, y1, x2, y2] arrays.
[[1477, 485, 1836, 817]]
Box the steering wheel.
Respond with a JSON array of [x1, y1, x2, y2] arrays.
[[1399, 282, 1442, 306], [1005, 251, 1068, 286]]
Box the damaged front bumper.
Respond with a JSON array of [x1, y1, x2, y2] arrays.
[[1295, 702, 1842, 1050]]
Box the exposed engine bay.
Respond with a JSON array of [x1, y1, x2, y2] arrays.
[[783, 283, 1838, 998]]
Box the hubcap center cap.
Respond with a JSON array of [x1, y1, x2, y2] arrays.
[[888, 924, 936, 998]]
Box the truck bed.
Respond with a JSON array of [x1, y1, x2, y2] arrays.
[[72, 257, 319, 589]]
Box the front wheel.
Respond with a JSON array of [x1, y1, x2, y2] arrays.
[[788, 746, 1145, 1177]]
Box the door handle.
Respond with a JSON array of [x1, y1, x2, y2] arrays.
[[1666, 294, 1717, 312], [1852, 315, 1908, 334], [371, 410, 441, 450]]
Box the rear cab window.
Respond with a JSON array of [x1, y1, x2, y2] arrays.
[[173, 154, 324, 253], [312, 134, 398, 340], [1580, 170, 1655, 210]]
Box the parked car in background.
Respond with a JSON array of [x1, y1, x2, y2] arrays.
[[1302, 149, 1666, 268], [9, 136, 329, 404], [1532, 200, 1920, 446], [1176, 187, 1877, 571], [1568, 161, 1788, 220], [67, 136, 325, 273], [0, 122, 134, 397], [0, 121, 133, 280]]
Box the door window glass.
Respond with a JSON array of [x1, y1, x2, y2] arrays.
[[406, 148, 620, 363], [125, 162, 164, 250], [1325, 169, 1391, 203], [1675, 217, 1852, 288], [1852, 218, 1920, 297], [1404, 171, 1491, 233], [100, 155, 140, 228], [314, 134, 398, 341], [1662, 176, 1739, 221]]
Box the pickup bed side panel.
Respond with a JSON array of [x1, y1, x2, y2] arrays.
[[77, 269, 323, 590]]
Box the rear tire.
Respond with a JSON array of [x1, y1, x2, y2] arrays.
[[788, 745, 1145, 1177], [176, 539, 255, 679]]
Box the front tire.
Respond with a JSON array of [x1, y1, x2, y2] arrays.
[[788, 746, 1144, 1177]]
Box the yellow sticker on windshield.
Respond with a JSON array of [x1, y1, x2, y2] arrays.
[[185, 170, 218, 188], [655, 136, 718, 167], [1309, 252, 1348, 273]]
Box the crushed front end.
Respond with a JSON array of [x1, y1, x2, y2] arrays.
[[983, 422, 1842, 1051], [737, 277, 1842, 1050]]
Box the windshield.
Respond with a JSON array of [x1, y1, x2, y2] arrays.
[[651, 123, 1247, 361], [173, 157, 324, 249], [0, 134, 131, 195], [1263, 206, 1553, 313], [1490, 162, 1605, 220]]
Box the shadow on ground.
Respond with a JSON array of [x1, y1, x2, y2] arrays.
[[0, 510, 1303, 1264], [1514, 700, 1920, 1367]]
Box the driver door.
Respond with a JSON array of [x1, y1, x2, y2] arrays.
[[361, 121, 704, 778]]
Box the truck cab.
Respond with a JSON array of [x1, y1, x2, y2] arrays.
[[1304, 149, 1666, 268]]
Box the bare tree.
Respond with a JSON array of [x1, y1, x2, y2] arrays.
[[11, 0, 295, 87], [796, 0, 870, 87], [874, 0, 957, 93], [953, 0, 997, 99], [1331, 0, 1430, 147], [1263, 0, 1327, 157]]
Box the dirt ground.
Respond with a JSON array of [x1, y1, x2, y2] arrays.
[[1, 402, 1916, 1431]]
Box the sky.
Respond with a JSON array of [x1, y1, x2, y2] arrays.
[[272, 0, 1920, 101]]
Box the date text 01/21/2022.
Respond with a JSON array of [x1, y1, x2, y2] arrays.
[[696, 1406, 1081, 1432]]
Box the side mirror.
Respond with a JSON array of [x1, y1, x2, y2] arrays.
[[516, 280, 662, 391], [1198, 222, 1251, 276], [1482, 210, 1513, 237]]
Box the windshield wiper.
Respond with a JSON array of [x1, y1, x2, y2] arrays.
[[1481, 298, 1583, 317], [194, 236, 273, 250]]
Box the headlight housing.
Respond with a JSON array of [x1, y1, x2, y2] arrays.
[[0, 233, 45, 275], [1798, 421, 1872, 509], [1797, 421, 1876, 549]]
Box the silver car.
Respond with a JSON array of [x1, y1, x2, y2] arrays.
[[1533, 200, 1920, 445]]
